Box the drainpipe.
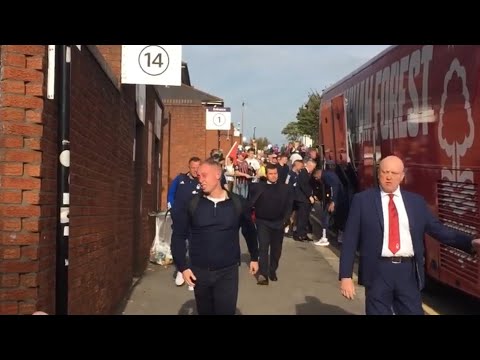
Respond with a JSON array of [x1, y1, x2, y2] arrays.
[[56, 45, 71, 315]]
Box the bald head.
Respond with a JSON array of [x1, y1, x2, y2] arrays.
[[198, 158, 223, 195], [378, 155, 405, 193], [380, 156, 404, 172]]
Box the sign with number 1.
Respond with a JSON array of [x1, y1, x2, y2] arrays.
[[206, 107, 231, 130], [121, 45, 182, 86]]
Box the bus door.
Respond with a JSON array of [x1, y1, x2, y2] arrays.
[[331, 95, 348, 164], [320, 101, 335, 165]]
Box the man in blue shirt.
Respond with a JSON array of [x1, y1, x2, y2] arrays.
[[312, 166, 348, 246], [167, 156, 201, 288]]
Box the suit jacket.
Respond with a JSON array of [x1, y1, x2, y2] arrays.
[[339, 187, 473, 290], [295, 168, 313, 203]]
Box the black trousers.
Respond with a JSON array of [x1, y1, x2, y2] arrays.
[[191, 264, 239, 315], [295, 201, 311, 237], [256, 222, 284, 278]]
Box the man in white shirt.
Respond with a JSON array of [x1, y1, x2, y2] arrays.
[[339, 155, 480, 315]]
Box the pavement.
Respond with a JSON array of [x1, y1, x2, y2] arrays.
[[122, 220, 366, 315]]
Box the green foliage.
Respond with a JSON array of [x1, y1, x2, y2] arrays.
[[296, 91, 320, 143], [282, 91, 321, 144], [281, 122, 301, 142], [254, 136, 270, 150]]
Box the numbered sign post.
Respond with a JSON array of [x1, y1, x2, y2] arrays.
[[206, 107, 231, 131], [121, 45, 182, 86]]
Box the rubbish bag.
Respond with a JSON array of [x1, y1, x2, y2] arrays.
[[149, 210, 174, 266]]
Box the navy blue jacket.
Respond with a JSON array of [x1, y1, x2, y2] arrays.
[[167, 173, 200, 214], [285, 170, 298, 188], [276, 163, 289, 184], [321, 169, 347, 205], [171, 192, 259, 272], [339, 187, 473, 289]]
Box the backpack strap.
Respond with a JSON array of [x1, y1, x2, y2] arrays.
[[187, 193, 201, 219]]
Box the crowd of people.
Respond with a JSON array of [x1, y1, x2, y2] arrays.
[[166, 141, 353, 314], [166, 142, 480, 316]]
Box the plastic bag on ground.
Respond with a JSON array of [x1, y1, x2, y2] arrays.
[[149, 210, 173, 266]]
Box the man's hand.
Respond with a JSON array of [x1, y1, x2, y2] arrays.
[[309, 196, 315, 205], [472, 238, 480, 255], [182, 269, 197, 287], [249, 261, 259, 275], [328, 202, 335, 213], [340, 278, 356, 300]]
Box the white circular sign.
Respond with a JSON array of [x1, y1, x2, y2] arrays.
[[213, 113, 226, 127], [138, 45, 170, 76]]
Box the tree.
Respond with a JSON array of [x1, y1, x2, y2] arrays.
[[252, 136, 270, 150], [281, 121, 301, 142], [296, 91, 321, 144]]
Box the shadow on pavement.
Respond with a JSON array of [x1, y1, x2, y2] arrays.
[[178, 299, 243, 315], [295, 296, 352, 315]]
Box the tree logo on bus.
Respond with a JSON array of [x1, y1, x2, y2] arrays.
[[438, 58, 475, 215], [438, 58, 475, 184]]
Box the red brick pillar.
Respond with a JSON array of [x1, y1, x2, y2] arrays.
[[0, 45, 46, 314]]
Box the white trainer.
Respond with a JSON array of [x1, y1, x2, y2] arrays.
[[314, 238, 330, 246], [175, 271, 185, 286], [314, 229, 329, 246]]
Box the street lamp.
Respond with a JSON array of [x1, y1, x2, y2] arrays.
[[241, 101, 245, 143], [253, 126, 256, 140]]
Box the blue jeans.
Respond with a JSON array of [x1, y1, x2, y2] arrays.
[[233, 182, 248, 199]]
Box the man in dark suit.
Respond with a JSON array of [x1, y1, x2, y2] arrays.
[[339, 155, 480, 315], [293, 159, 316, 241]]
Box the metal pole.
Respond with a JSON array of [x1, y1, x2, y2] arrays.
[[241, 101, 245, 145], [56, 45, 71, 315], [217, 129, 221, 150]]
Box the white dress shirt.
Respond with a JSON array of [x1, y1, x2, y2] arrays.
[[380, 187, 415, 257]]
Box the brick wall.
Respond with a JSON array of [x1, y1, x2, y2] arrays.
[[96, 46, 121, 83], [205, 128, 240, 159], [0, 45, 163, 314], [68, 47, 161, 314], [0, 45, 47, 314]]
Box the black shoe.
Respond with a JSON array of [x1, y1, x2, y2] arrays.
[[269, 273, 278, 281], [293, 235, 304, 241], [257, 275, 269, 285]]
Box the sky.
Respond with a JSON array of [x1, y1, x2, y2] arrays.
[[182, 45, 390, 146]]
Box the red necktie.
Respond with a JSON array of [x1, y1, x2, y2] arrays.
[[388, 194, 400, 254]]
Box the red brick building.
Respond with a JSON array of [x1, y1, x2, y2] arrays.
[[0, 45, 163, 314], [157, 62, 240, 210]]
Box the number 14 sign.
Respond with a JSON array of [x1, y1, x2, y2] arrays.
[[121, 45, 182, 86]]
